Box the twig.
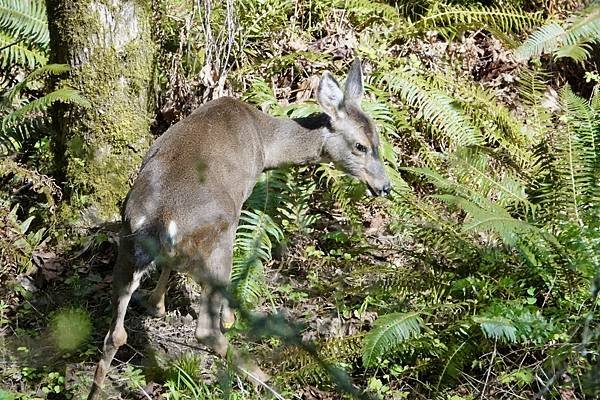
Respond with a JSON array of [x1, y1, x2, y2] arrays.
[[0, 38, 24, 52], [481, 339, 497, 399], [133, 380, 152, 400], [237, 364, 286, 400]]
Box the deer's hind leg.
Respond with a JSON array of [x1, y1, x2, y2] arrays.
[[88, 246, 151, 399], [190, 223, 269, 384], [192, 227, 235, 357]]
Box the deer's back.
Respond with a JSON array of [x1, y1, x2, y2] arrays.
[[122, 97, 267, 254]]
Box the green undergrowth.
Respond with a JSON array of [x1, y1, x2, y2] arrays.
[[1, 0, 599, 399]]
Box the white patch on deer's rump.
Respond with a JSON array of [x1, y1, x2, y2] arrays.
[[167, 220, 178, 242]]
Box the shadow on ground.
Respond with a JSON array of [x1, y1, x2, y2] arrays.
[[0, 224, 217, 399]]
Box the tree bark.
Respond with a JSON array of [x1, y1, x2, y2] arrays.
[[46, 0, 155, 222]]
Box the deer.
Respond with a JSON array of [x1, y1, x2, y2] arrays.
[[88, 58, 391, 399]]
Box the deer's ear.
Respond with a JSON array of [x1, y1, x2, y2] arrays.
[[344, 58, 364, 105], [317, 71, 344, 118]]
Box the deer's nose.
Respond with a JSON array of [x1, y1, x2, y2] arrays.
[[381, 183, 391, 196]]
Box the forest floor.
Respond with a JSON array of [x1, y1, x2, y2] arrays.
[[1, 201, 394, 399]]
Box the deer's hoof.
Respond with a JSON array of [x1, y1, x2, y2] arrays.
[[133, 290, 166, 317], [145, 300, 166, 317], [234, 353, 270, 385], [196, 330, 229, 357]]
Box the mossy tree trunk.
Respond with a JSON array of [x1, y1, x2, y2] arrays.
[[46, 0, 155, 222]]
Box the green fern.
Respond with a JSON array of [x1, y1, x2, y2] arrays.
[[333, 0, 402, 25], [277, 175, 318, 234], [436, 75, 533, 165], [1, 87, 90, 156], [378, 71, 482, 148], [2, 63, 70, 103], [0, 31, 46, 68], [2, 88, 90, 127], [0, 0, 48, 68], [278, 334, 363, 385], [244, 169, 288, 213], [473, 316, 517, 343], [435, 194, 536, 246], [516, 2, 600, 61], [231, 210, 282, 308], [1, 65, 89, 156], [362, 312, 423, 368], [0, 0, 48, 44], [530, 86, 600, 225], [317, 164, 365, 224], [408, 2, 543, 41]]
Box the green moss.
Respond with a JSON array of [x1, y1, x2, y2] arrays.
[[48, 0, 155, 221]]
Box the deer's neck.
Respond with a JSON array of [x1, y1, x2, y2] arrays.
[[261, 113, 330, 170]]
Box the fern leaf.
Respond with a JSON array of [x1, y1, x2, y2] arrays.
[[435, 194, 536, 246], [0, 0, 48, 45], [279, 335, 364, 385], [378, 71, 481, 147], [333, 0, 401, 24], [3, 63, 70, 105], [473, 316, 517, 343], [563, 3, 600, 47], [231, 256, 266, 309], [0, 31, 46, 68], [231, 209, 282, 308], [362, 312, 422, 368], [414, 3, 543, 41], [516, 2, 600, 61], [554, 43, 592, 62], [2, 87, 90, 129], [515, 23, 565, 60]]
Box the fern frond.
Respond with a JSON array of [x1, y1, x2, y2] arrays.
[[0, 0, 48, 45], [435, 194, 536, 246], [317, 164, 365, 223], [1, 87, 90, 129], [448, 149, 531, 212], [333, 0, 402, 24], [516, 2, 600, 61], [362, 312, 423, 368], [0, 31, 46, 68], [245, 169, 288, 213], [515, 23, 565, 60], [0, 116, 42, 156], [473, 316, 517, 343], [563, 3, 600, 47], [530, 85, 599, 224], [2, 63, 70, 105], [344, 264, 430, 295], [450, 80, 527, 144], [231, 209, 282, 308], [515, 66, 551, 106], [278, 334, 363, 385], [554, 43, 592, 62], [378, 71, 482, 148], [557, 86, 599, 222], [412, 3, 543, 41], [231, 256, 266, 309], [277, 176, 318, 234]]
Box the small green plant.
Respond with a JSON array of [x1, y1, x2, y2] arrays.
[[121, 365, 146, 392]]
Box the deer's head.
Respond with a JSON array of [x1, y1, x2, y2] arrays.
[[317, 59, 391, 196]]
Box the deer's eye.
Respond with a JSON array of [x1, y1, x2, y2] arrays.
[[355, 143, 367, 153]]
